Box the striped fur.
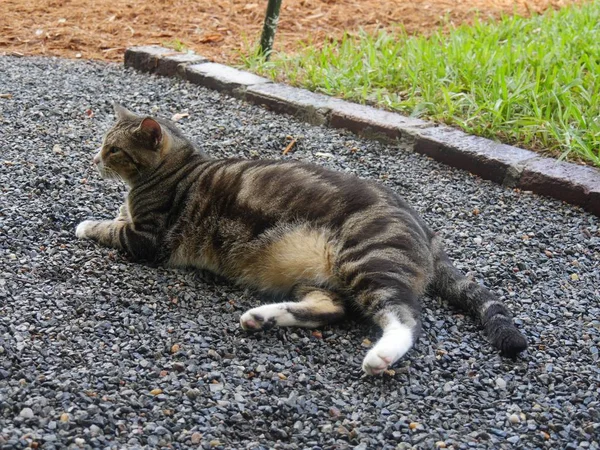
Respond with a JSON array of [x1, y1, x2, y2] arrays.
[[77, 104, 527, 375]]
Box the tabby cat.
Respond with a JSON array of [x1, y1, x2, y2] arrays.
[[76, 104, 527, 375]]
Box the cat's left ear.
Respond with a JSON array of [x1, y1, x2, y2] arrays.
[[137, 118, 162, 149], [113, 102, 137, 121]]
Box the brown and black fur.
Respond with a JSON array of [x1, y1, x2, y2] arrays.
[[76, 104, 527, 375]]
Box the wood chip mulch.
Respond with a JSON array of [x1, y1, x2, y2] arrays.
[[0, 0, 582, 64]]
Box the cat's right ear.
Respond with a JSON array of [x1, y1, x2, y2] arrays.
[[113, 102, 137, 121], [137, 118, 163, 149]]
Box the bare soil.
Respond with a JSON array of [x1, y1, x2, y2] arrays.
[[0, 0, 582, 64]]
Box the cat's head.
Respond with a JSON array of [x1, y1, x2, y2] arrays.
[[93, 103, 189, 186]]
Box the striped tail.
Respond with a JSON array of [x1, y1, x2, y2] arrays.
[[430, 251, 527, 357]]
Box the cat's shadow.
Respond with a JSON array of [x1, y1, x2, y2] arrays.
[[120, 255, 385, 351]]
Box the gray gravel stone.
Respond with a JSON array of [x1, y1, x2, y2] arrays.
[[18, 408, 34, 419], [0, 56, 599, 450], [496, 377, 507, 389]]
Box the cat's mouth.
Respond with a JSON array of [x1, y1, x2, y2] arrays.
[[96, 162, 108, 179], [97, 164, 122, 181]]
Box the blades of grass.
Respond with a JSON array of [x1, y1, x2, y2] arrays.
[[243, 1, 600, 167]]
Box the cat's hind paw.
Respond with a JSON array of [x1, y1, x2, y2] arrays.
[[75, 220, 96, 239], [362, 350, 395, 376], [361, 326, 413, 376]]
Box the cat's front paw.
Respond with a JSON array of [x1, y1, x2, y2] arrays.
[[115, 204, 129, 222], [240, 309, 276, 331], [76, 220, 96, 239]]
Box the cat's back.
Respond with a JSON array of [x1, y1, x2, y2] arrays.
[[200, 157, 414, 224], [134, 155, 427, 239], [162, 156, 434, 286]]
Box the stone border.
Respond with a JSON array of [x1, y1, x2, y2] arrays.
[[124, 46, 600, 216]]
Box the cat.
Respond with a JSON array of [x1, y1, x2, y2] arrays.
[[76, 103, 527, 375]]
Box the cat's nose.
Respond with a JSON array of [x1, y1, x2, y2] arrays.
[[93, 148, 102, 165]]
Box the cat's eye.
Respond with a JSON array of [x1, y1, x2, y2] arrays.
[[108, 146, 120, 155]]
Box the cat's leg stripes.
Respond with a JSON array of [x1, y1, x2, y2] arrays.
[[430, 250, 527, 357], [240, 289, 344, 331], [76, 220, 126, 248], [76, 219, 158, 260]]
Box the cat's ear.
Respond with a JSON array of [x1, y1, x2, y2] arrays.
[[137, 118, 162, 149], [113, 102, 137, 121]]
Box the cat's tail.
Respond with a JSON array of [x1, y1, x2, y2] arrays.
[[429, 249, 527, 357]]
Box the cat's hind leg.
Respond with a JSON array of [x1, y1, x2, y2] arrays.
[[362, 306, 420, 375], [240, 288, 345, 331], [338, 256, 424, 375]]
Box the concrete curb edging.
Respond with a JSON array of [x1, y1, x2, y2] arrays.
[[124, 46, 600, 217]]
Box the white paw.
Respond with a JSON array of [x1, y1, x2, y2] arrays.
[[362, 349, 395, 376], [116, 204, 129, 221], [240, 303, 292, 331], [240, 307, 278, 331], [240, 310, 265, 331], [75, 220, 95, 239], [362, 326, 414, 376]]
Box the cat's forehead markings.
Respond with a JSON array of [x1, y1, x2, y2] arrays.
[[104, 123, 128, 143]]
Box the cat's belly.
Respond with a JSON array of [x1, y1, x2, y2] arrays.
[[166, 225, 340, 294], [235, 226, 339, 293], [167, 242, 221, 273]]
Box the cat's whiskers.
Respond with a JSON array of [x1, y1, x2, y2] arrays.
[[101, 166, 125, 183]]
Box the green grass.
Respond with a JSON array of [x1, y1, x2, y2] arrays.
[[244, 2, 600, 168], [163, 39, 188, 53]]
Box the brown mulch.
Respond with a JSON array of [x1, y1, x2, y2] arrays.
[[0, 0, 582, 64]]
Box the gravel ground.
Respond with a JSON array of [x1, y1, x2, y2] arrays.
[[0, 56, 599, 450]]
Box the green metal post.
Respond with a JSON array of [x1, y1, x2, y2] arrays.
[[259, 0, 283, 60]]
